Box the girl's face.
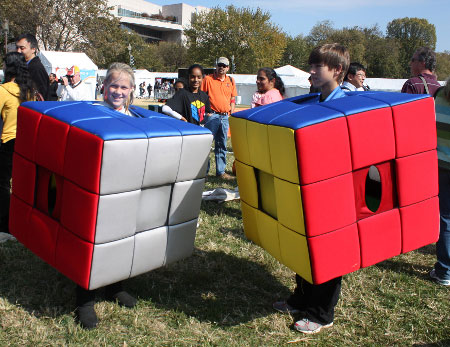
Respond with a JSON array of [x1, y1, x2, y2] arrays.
[[189, 68, 203, 92], [256, 71, 275, 93], [104, 72, 134, 110]]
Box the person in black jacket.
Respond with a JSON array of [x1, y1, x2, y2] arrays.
[[48, 73, 59, 101], [15, 33, 49, 100]]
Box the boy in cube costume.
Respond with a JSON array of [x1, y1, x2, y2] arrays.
[[230, 44, 439, 334]]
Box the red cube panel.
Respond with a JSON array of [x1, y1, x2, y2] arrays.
[[347, 107, 395, 170], [400, 197, 439, 253], [64, 127, 103, 194], [358, 209, 401, 268], [295, 117, 352, 185], [27, 209, 60, 267], [15, 107, 42, 161], [353, 161, 397, 220], [55, 227, 94, 289], [308, 223, 360, 284], [396, 150, 438, 207], [9, 195, 32, 245], [301, 173, 356, 237], [11, 153, 36, 206], [35, 115, 70, 176], [392, 98, 436, 158], [60, 180, 99, 243]]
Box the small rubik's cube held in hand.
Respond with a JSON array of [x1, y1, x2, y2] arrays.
[[230, 91, 439, 284], [10, 101, 213, 290]]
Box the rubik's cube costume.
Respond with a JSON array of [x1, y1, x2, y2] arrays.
[[10, 101, 212, 290], [230, 91, 439, 285]]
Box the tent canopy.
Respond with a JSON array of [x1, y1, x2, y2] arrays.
[[275, 65, 310, 78], [39, 51, 98, 72]]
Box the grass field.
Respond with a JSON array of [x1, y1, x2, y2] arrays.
[[0, 110, 449, 346]]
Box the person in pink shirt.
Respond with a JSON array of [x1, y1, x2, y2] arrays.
[[251, 67, 285, 108]]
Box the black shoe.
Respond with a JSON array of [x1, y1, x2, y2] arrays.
[[105, 281, 137, 308], [75, 303, 98, 329]]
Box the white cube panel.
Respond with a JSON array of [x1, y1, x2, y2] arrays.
[[165, 219, 197, 265], [177, 134, 213, 182], [169, 178, 205, 225], [89, 236, 135, 290], [143, 136, 182, 187], [130, 227, 168, 277], [136, 185, 172, 232], [96, 190, 140, 243], [100, 139, 148, 195]]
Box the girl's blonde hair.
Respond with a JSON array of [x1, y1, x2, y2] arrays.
[[104, 62, 135, 110]]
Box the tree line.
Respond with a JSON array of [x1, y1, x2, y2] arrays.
[[1, 1, 449, 80]]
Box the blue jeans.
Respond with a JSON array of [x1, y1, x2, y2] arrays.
[[204, 113, 229, 176], [436, 169, 450, 280]]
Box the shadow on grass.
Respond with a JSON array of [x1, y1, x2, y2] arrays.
[[415, 243, 436, 256], [0, 242, 290, 327], [374, 258, 432, 279], [201, 199, 242, 220], [0, 242, 75, 318], [413, 340, 450, 347], [128, 248, 290, 327]]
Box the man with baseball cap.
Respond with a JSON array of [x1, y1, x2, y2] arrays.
[[60, 65, 92, 101], [201, 57, 237, 180]]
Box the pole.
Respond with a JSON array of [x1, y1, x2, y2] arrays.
[[2, 19, 8, 55]]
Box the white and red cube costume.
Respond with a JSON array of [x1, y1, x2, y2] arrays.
[[10, 101, 213, 290]]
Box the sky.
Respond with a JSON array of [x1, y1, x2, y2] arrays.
[[151, 0, 450, 52]]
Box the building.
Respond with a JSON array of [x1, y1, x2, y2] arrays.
[[107, 0, 209, 43]]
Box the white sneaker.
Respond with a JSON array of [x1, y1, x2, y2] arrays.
[[429, 269, 450, 286], [294, 318, 333, 334]]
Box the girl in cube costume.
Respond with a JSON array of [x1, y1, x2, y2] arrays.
[[251, 67, 285, 108], [0, 52, 34, 235], [75, 63, 138, 329], [162, 64, 211, 125], [273, 44, 351, 334]]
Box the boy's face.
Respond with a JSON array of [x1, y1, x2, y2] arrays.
[[309, 63, 340, 88]]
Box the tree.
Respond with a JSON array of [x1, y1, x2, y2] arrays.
[[386, 17, 437, 77], [279, 34, 312, 71], [0, 0, 115, 51], [156, 41, 188, 72], [436, 51, 450, 80], [306, 20, 335, 47], [185, 5, 286, 73]]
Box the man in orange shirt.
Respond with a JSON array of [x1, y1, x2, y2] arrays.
[[201, 57, 238, 180]]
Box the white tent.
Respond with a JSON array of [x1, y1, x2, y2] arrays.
[[275, 65, 310, 78], [39, 51, 98, 100]]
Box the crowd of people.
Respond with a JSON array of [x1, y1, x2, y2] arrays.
[[0, 32, 449, 333]]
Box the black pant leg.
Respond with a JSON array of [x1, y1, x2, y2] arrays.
[[0, 140, 15, 232], [287, 274, 342, 325]]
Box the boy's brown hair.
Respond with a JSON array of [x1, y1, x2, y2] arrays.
[[308, 43, 350, 83]]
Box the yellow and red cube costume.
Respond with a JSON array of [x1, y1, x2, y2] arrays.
[[230, 91, 439, 284]]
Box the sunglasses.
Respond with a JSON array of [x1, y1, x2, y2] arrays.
[[217, 63, 228, 68]]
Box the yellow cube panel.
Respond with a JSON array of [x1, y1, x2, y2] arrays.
[[268, 125, 299, 184], [235, 160, 258, 208], [274, 177, 305, 235], [241, 201, 260, 245], [257, 170, 277, 219], [278, 223, 312, 283], [247, 121, 272, 173], [257, 211, 281, 262], [229, 117, 250, 164]]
